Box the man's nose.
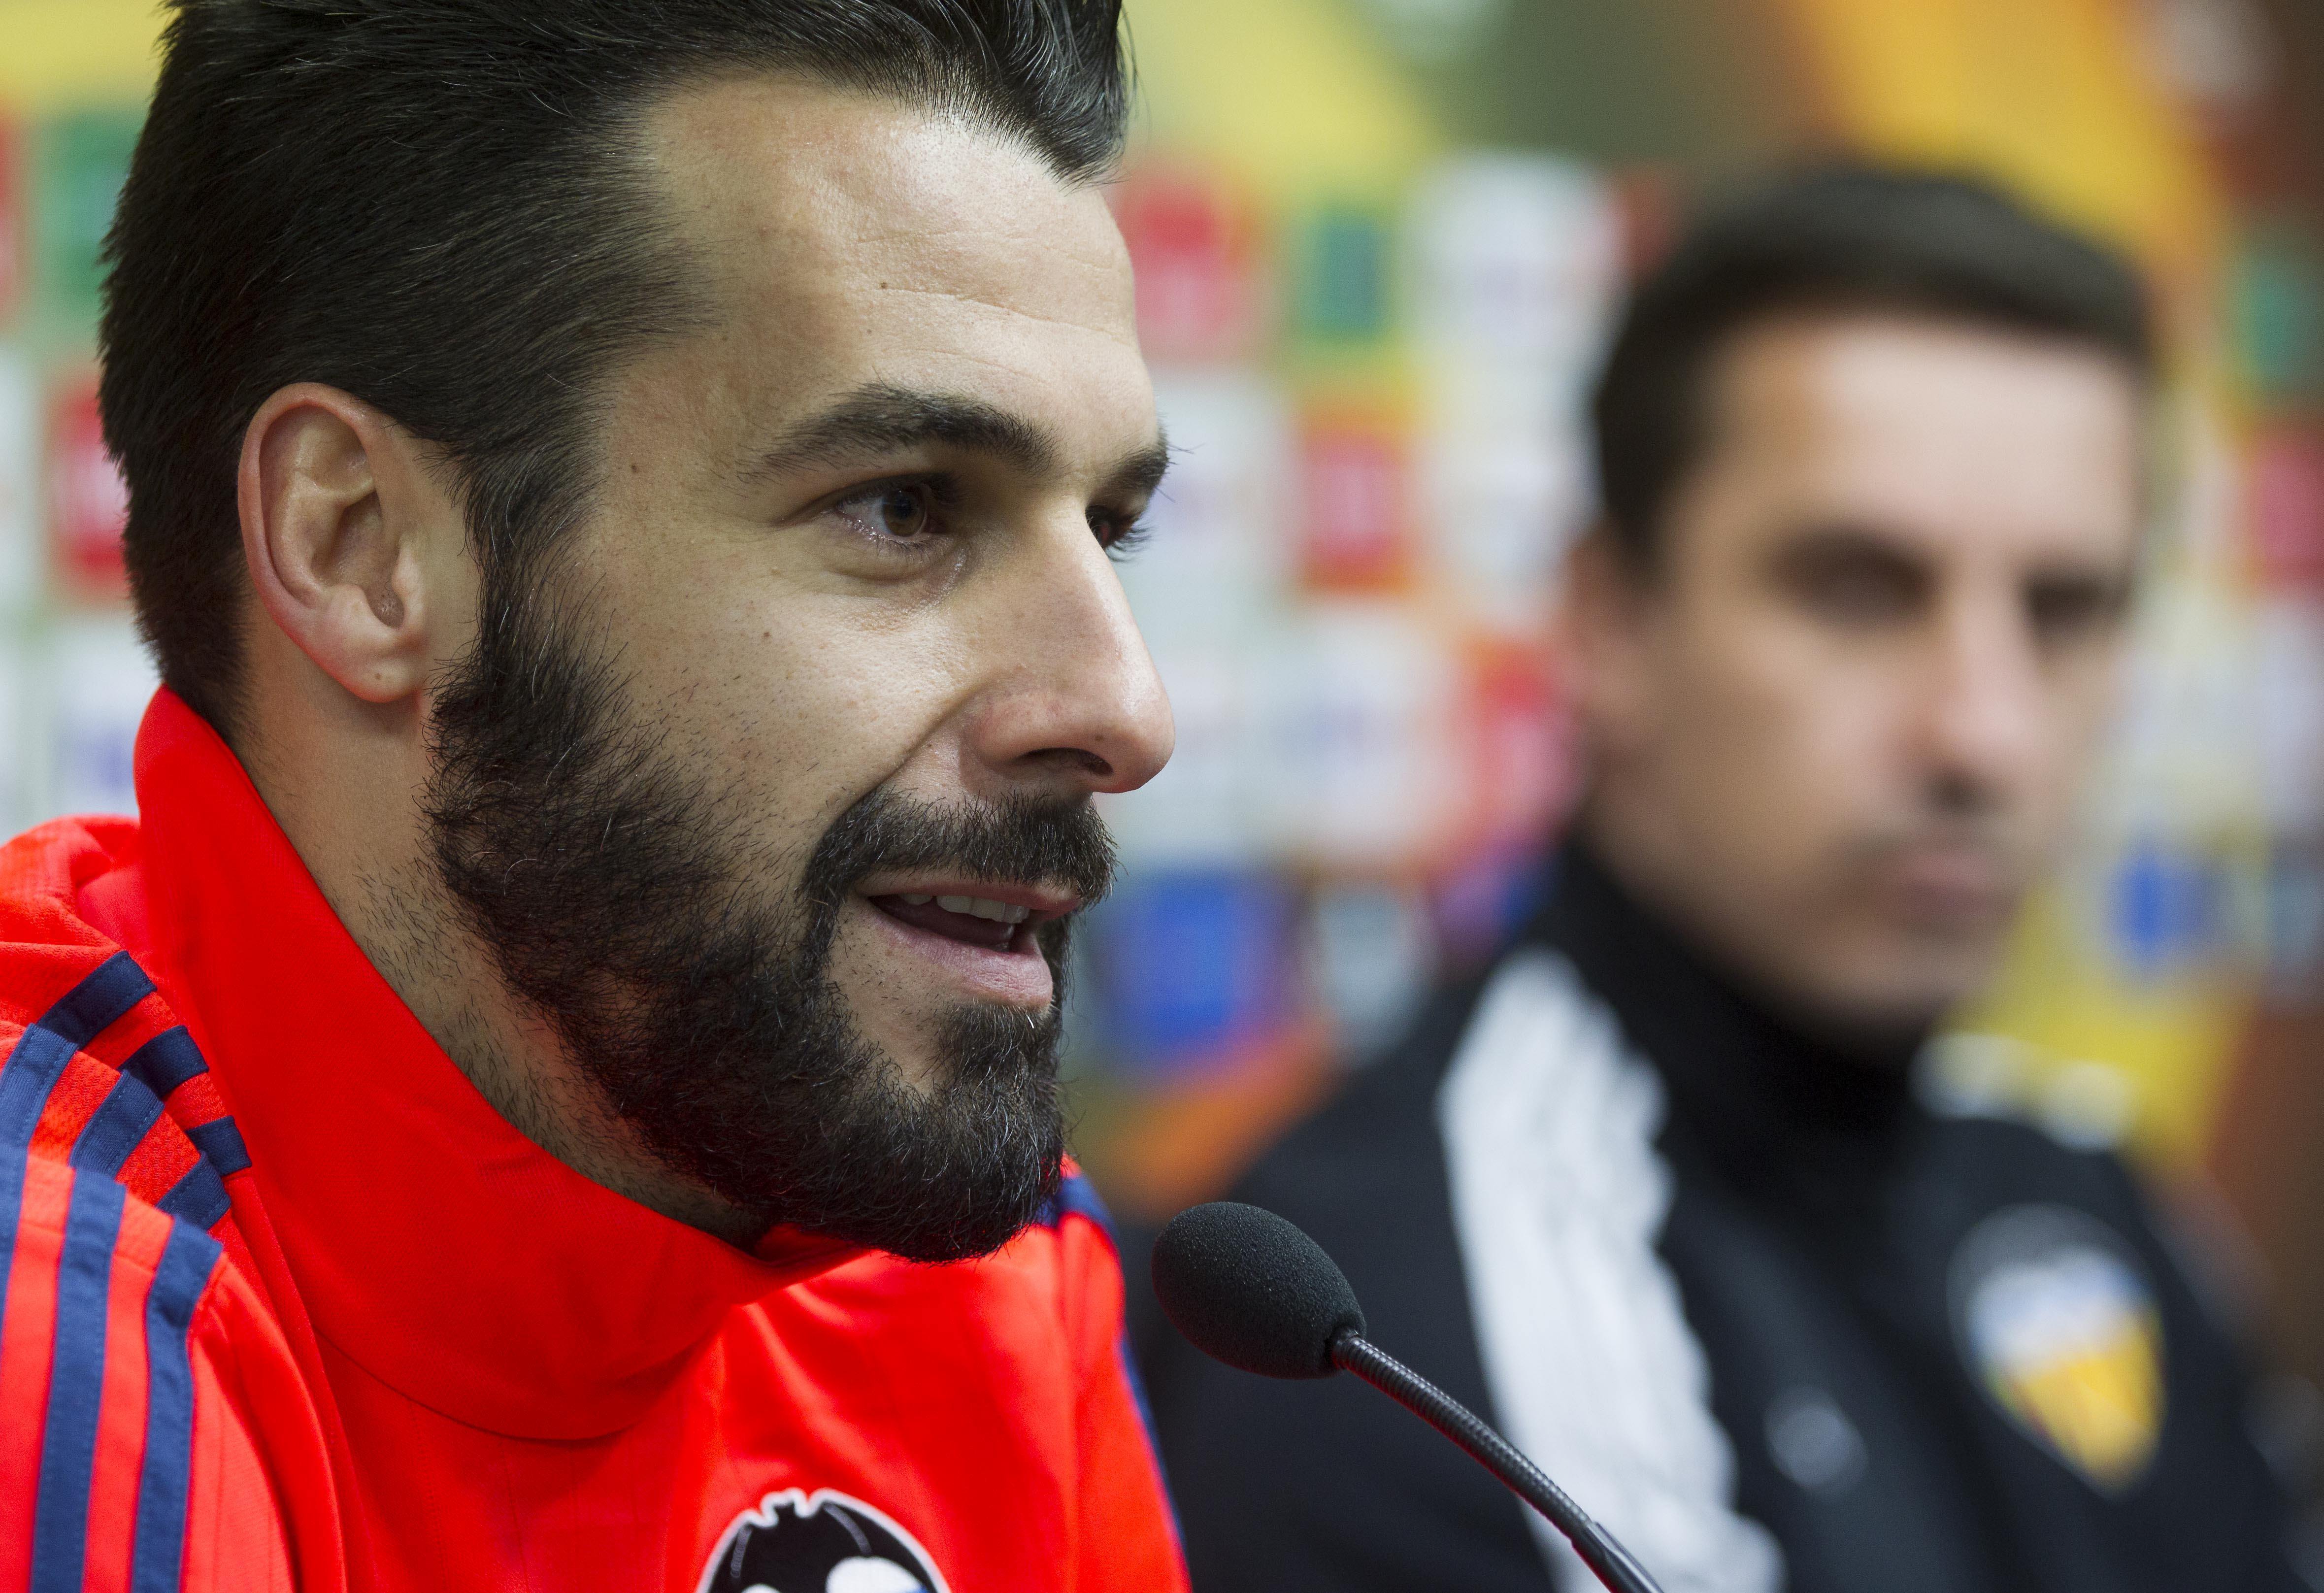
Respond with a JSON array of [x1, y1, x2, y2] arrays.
[[1915, 591, 2049, 809], [958, 521, 1175, 799]]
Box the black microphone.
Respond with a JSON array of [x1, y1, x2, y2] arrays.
[[1153, 1201, 1666, 1593]]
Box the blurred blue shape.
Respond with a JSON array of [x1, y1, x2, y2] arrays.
[[2109, 841, 2221, 977], [1087, 868, 1295, 1079], [2263, 842, 2324, 995], [1433, 841, 1549, 968]]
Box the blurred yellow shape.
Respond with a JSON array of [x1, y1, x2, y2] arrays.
[[1960, 884, 2254, 1171], [3, 0, 1443, 201], [1773, 0, 2222, 276], [1124, 0, 1442, 201], [0, 0, 164, 116], [1988, 1309, 2164, 1490]]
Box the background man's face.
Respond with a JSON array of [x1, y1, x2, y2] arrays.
[[1573, 315, 2143, 1037], [549, 81, 1173, 1090]]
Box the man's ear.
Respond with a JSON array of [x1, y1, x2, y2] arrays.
[[1558, 523, 1661, 750], [237, 383, 452, 705]]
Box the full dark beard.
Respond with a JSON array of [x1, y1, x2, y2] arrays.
[[420, 587, 1115, 1262]]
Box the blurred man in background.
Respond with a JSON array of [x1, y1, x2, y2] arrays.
[[1150, 167, 2303, 1593]]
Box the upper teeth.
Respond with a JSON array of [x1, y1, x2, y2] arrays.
[[898, 893, 1032, 925]]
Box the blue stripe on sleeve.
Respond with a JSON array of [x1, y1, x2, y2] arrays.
[[70, 1075, 170, 1178], [0, 950, 238, 1592], [35, 953, 156, 1051], [30, 1172, 126, 1592], [0, 1026, 78, 1151], [120, 1029, 207, 1103], [0, 1143, 25, 1379], [155, 1162, 231, 1232], [131, 1220, 221, 1593], [1036, 1168, 1118, 1238], [0, 953, 175, 1156], [183, 1119, 251, 1179]]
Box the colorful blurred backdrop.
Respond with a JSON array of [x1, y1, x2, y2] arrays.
[[4, 0, 2323, 1381]]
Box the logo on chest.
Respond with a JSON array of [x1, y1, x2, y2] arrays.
[[1949, 1203, 2164, 1493], [697, 1489, 949, 1593]]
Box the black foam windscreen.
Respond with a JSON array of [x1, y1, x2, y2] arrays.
[[1151, 1201, 1367, 1380]]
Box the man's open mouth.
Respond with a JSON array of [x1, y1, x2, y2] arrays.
[[869, 893, 1044, 953]]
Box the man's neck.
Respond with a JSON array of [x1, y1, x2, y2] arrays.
[[243, 702, 766, 1248], [1569, 808, 1939, 1068], [354, 856, 772, 1248]]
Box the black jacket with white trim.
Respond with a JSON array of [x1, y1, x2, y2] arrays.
[[1144, 844, 2303, 1593]]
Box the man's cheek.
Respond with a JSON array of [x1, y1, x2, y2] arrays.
[[824, 915, 945, 1041]]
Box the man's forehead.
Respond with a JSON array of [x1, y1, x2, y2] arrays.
[[643, 76, 1134, 345], [1711, 316, 2144, 563], [630, 75, 1147, 467]]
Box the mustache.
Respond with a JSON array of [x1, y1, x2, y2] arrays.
[[798, 785, 1118, 917]]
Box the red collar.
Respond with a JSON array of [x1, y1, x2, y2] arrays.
[[131, 691, 862, 1439]]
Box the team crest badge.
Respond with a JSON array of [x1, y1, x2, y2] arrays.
[[1949, 1204, 2164, 1492], [697, 1489, 949, 1593]]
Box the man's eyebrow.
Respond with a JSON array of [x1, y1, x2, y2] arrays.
[[752, 383, 1059, 479], [1773, 521, 1936, 571], [1108, 434, 1174, 503]]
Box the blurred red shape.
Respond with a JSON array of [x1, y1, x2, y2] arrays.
[[2251, 425, 2324, 591], [1112, 162, 1270, 366], [1298, 408, 1411, 591], [47, 373, 130, 601], [1459, 639, 1575, 851]]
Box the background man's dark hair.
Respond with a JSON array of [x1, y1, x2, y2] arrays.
[[100, 0, 1131, 739], [1591, 164, 2155, 568]]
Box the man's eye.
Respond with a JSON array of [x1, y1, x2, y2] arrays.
[[2027, 576, 2129, 647], [1805, 565, 1916, 619], [1781, 554, 1925, 624], [835, 483, 939, 544], [1091, 508, 1152, 559]]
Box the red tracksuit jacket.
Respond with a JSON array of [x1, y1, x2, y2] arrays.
[[0, 690, 1189, 1593]]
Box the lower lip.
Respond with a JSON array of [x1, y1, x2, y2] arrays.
[[860, 897, 1055, 1008]]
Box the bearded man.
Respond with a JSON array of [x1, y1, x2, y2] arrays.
[[0, 3, 1185, 1590]]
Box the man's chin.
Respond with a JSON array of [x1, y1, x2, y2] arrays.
[[1781, 956, 1994, 1057], [782, 1126, 1067, 1265], [870, 1161, 1068, 1265], [843, 1005, 1060, 1096], [694, 997, 1070, 1262]]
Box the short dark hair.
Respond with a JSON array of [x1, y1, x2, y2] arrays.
[[100, 0, 1131, 737], [1591, 164, 2154, 566]]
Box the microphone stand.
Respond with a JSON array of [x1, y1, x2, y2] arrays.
[[1331, 1331, 1667, 1593]]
